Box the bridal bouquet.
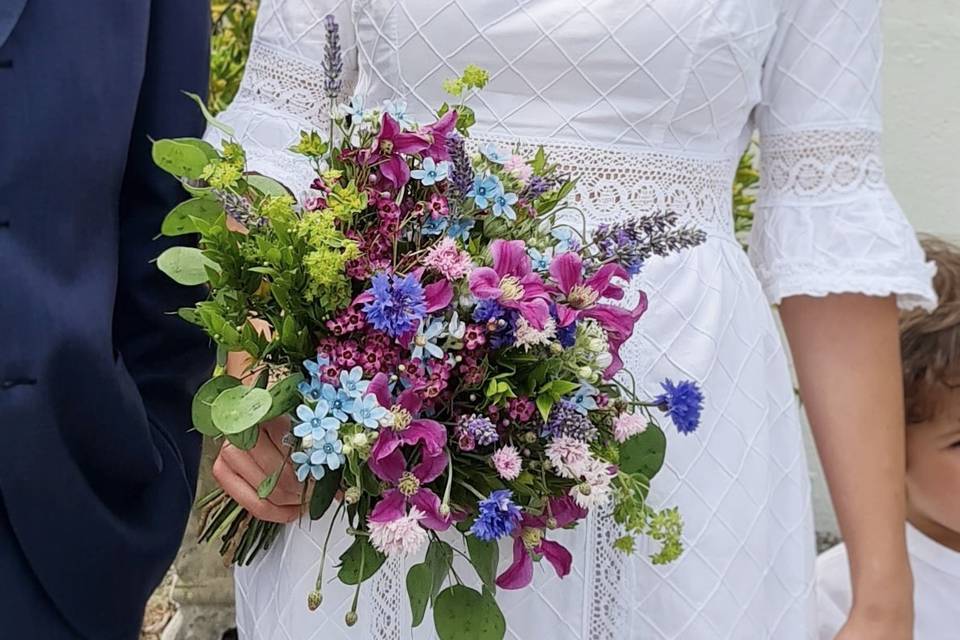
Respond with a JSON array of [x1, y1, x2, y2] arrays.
[[152, 17, 704, 639]]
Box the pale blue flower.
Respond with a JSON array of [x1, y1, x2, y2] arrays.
[[293, 402, 341, 441], [321, 383, 355, 422], [351, 393, 389, 429], [310, 429, 345, 470], [303, 355, 330, 380], [411, 157, 450, 186], [298, 377, 324, 403], [447, 311, 466, 340], [552, 227, 578, 253], [570, 383, 600, 415], [527, 248, 550, 272], [467, 174, 504, 209], [338, 366, 369, 399], [421, 215, 448, 236], [292, 450, 326, 481], [382, 98, 414, 128], [491, 191, 519, 220], [412, 318, 446, 361], [446, 217, 475, 241], [339, 95, 366, 121], [480, 143, 510, 165]]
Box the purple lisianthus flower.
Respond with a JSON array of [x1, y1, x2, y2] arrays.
[[470, 489, 522, 542], [655, 379, 704, 435], [362, 273, 427, 338]]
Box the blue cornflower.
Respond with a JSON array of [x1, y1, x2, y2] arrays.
[[446, 217, 475, 241], [411, 157, 450, 186], [292, 450, 327, 482], [491, 191, 519, 220], [298, 377, 324, 403], [338, 366, 370, 399], [570, 383, 600, 415], [321, 383, 355, 421], [624, 257, 644, 277], [470, 490, 522, 542], [421, 215, 449, 236], [467, 174, 504, 209], [382, 98, 414, 129], [293, 402, 341, 442], [311, 429, 345, 470], [655, 379, 704, 435], [339, 94, 367, 121], [303, 355, 330, 380], [527, 248, 550, 272], [412, 318, 446, 360], [488, 311, 517, 349], [480, 143, 510, 165], [557, 321, 577, 348], [472, 299, 505, 323], [351, 393, 389, 429], [363, 273, 428, 338]]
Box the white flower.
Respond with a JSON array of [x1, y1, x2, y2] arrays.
[[514, 316, 557, 351], [368, 508, 429, 558], [545, 436, 590, 479], [570, 458, 614, 509]]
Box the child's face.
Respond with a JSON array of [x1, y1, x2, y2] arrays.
[[906, 385, 960, 549]]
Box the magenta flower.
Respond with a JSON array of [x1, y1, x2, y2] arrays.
[[372, 113, 429, 188], [368, 448, 452, 531], [496, 496, 587, 590], [469, 239, 550, 329], [366, 373, 446, 464], [549, 252, 648, 377], [421, 110, 458, 162]]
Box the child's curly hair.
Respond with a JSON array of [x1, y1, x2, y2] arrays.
[[900, 236, 960, 424]]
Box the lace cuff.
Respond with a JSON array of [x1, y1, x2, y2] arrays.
[[750, 129, 937, 311]]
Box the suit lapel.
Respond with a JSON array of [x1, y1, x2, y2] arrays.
[[0, 0, 28, 50]]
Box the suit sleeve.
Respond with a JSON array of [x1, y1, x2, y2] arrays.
[[115, 0, 214, 483]]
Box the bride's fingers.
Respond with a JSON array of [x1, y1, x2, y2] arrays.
[[221, 443, 301, 507], [260, 417, 308, 497], [211, 454, 300, 523]]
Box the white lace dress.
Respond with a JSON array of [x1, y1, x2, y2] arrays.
[[206, 1, 937, 638]]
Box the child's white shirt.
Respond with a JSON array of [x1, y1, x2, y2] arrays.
[[816, 523, 960, 639]]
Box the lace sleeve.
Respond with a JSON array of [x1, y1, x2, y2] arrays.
[[750, 0, 936, 311], [203, 0, 359, 192]]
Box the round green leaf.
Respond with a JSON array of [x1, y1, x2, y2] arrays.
[[157, 246, 215, 286], [619, 423, 666, 477], [433, 586, 506, 640], [174, 137, 219, 162], [246, 174, 291, 198], [152, 139, 210, 180], [406, 563, 432, 628], [226, 427, 259, 450], [161, 198, 224, 236], [262, 373, 305, 422], [192, 376, 242, 436], [210, 386, 273, 435], [337, 537, 386, 585]]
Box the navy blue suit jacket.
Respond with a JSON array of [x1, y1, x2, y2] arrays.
[[0, 2, 212, 638]]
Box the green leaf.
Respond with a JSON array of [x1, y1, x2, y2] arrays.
[[247, 174, 292, 198], [210, 386, 273, 434], [406, 563, 432, 628], [433, 586, 506, 640], [226, 427, 259, 450], [309, 467, 342, 520], [262, 373, 305, 422], [619, 424, 667, 477], [337, 537, 386, 585], [183, 91, 235, 138], [152, 138, 210, 180], [424, 539, 454, 604], [177, 307, 202, 325], [465, 535, 498, 593], [157, 246, 216, 286], [257, 469, 280, 499], [543, 379, 580, 397], [161, 198, 224, 236], [192, 375, 242, 436], [535, 394, 555, 422]]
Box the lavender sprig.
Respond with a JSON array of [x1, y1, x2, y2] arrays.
[[446, 134, 474, 200], [593, 212, 707, 276], [520, 174, 552, 201], [322, 15, 343, 102]]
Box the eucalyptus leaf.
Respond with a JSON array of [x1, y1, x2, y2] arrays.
[[192, 375, 242, 436], [263, 373, 305, 422], [152, 138, 210, 180], [246, 174, 292, 198], [210, 386, 273, 435], [157, 246, 216, 286], [406, 563, 432, 627], [337, 537, 386, 585], [433, 586, 506, 640], [619, 423, 666, 477], [161, 198, 224, 236], [465, 535, 498, 593], [424, 540, 453, 603], [309, 468, 341, 520]]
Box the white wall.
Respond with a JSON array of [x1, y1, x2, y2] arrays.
[[808, 0, 960, 538]]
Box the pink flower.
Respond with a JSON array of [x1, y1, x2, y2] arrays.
[[368, 507, 429, 557], [496, 496, 587, 590], [371, 113, 429, 188], [424, 238, 475, 281], [545, 436, 590, 479], [569, 458, 615, 509], [368, 448, 453, 532], [503, 155, 532, 183], [613, 412, 647, 443], [464, 324, 486, 350], [469, 239, 550, 329], [421, 110, 458, 161], [549, 251, 648, 377], [366, 373, 447, 466], [491, 446, 523, 481], [507, 397, 537, 423], [427, 192, 449, 219]]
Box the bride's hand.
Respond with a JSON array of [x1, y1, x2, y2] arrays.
[[212, 416, 305, 523]]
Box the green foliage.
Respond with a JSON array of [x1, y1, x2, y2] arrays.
[[406, 563, 433, 627], [209, 1, 259, 116], [733, 145, 760, 240], [309, 468, 342, 519], [619, 424, 666, 477], [337, 536, 386, 585], [433, 586, 506, 640], [192, 375, 242, 436]]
